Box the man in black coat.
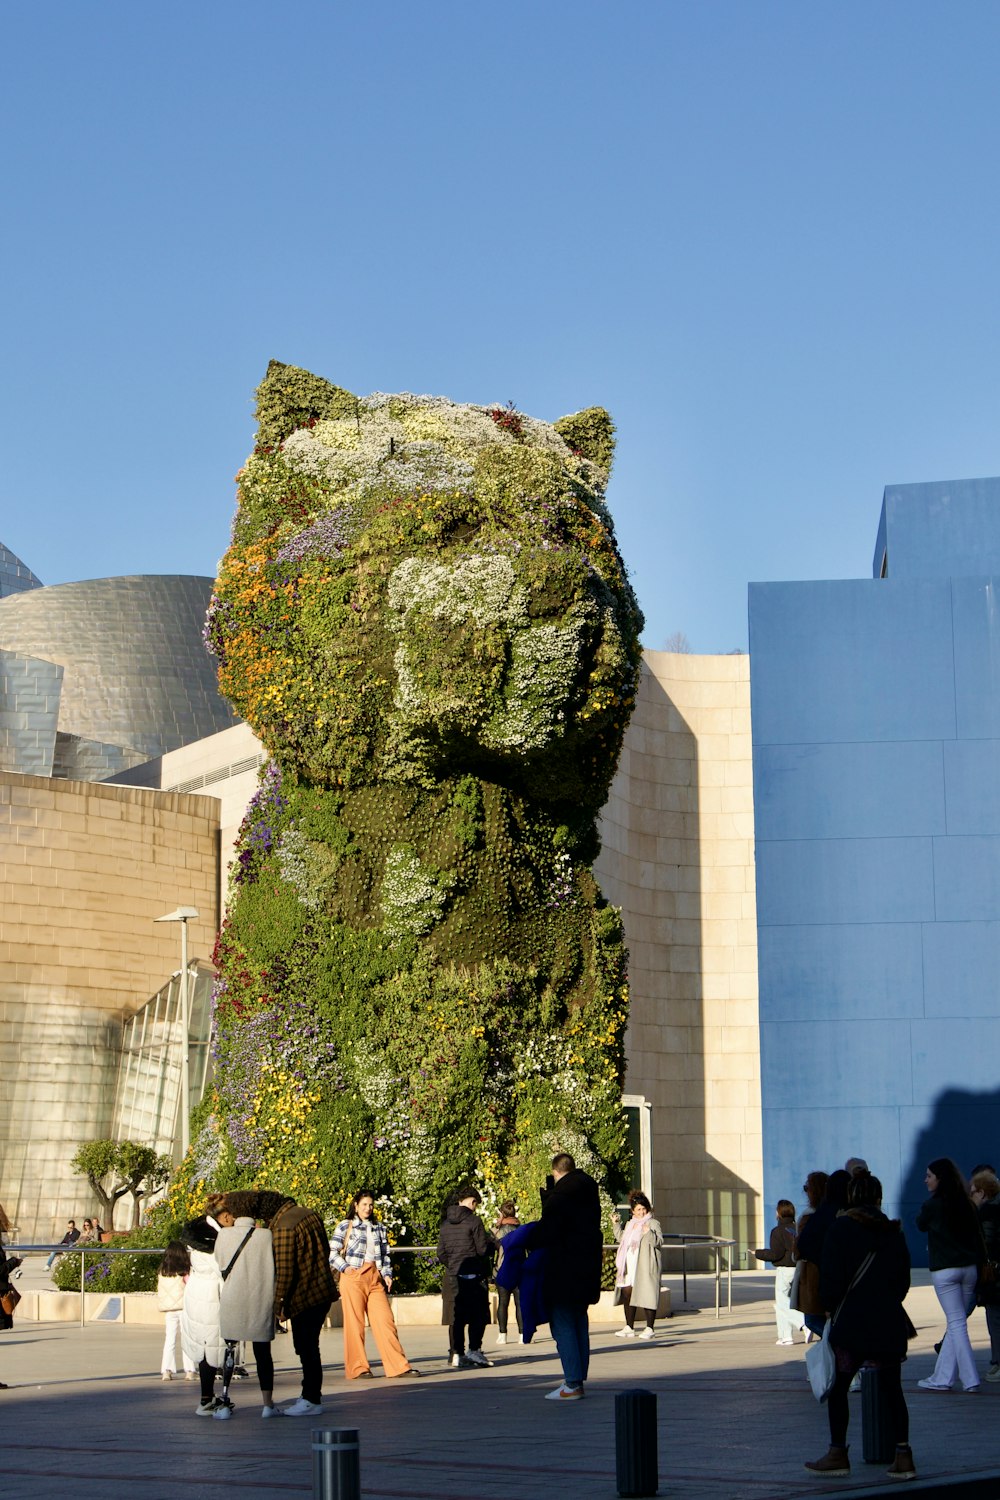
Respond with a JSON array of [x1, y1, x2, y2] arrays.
[[526, 1152, 602, 1401], [437, 1187, 495, 1368]]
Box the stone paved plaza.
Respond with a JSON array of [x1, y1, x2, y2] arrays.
[[2, 1271, 999, 1499]]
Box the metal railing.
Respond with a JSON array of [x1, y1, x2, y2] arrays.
[[14, 1231, 737, 1326], [13, 1244, 166, 1328], [382, 1235, 737, 1318]]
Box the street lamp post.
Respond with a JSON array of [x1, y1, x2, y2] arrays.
[[154, 906, 200, 1160]]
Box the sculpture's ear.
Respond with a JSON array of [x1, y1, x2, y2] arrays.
[[553, 407, 616, 478], [254, 361, 359, 448]]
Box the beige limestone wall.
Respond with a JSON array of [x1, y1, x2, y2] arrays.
[[0, 772, 220, 1239], [594, 652, 763, 1257], [112, 721, 265, 904]]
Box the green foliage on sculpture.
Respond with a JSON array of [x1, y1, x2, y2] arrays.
[[203, 363, 644, 1238]]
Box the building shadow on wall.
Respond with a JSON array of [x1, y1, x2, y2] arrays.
[[597, 660, 761, 1267], [899, 1087, 1000, 1266]]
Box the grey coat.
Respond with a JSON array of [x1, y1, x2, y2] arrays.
[[215, 1218, 276, 1344], [614, 1215, 663, 1313]]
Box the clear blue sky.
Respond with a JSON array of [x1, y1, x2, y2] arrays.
[[3, 2, 999, 653]]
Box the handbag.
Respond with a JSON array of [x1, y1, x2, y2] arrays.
[[804, 1251, 875, 1404], [805, 1316, 836, 1401], [976, 1259, 1000, 1306], [1, 1286, 21, 1316]]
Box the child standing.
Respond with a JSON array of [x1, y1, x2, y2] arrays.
[[157, 1240, 197, 1381]]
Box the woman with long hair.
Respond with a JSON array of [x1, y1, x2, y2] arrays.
[[329, 1191, 418, 1379], [804, 1171, 915, 1480], [613, 1190, 663, 1340], [970, 1169, 1000, 1382], [793, 1171, 830, 1341], [916, 1157, 982, 1393], [157, 1239, 197, 1382]]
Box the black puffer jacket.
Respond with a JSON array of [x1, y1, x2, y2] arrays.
[[436, 1205, 493, 1278], [526, 1168, 603, 1307], [820, 1207, 911, 1361]]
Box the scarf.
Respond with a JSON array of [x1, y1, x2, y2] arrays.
[[615, 1214, 647, 1281]]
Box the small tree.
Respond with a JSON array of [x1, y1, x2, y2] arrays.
[[71, 1141, 173, 1229], [663, 630, 692, 653]]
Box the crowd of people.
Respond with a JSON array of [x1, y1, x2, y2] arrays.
[[8, 1144, 998, 1474], [140, 1153, 610, 1416], [760, 1152, 1000, 1483]]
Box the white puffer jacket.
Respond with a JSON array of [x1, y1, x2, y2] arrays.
[[181, 1247, 224, 1367]]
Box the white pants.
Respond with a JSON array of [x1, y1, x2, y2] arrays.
[[161, 1309, 196, 1374], [774, 1266, 804, 1341], [929, 1265, 979, 1390]]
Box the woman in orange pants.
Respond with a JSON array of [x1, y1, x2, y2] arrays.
[[329, 1191, 420, 1379]]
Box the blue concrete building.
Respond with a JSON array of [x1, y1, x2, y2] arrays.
[[749, 477, 1000, 1261]]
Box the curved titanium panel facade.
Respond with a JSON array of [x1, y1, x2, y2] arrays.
[[0, 542, 43, 598], [0, 575, 238, 761]]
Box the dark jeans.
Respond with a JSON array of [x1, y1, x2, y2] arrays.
[[828, 1357, 909, 1449], [451, 1275, 489, 1356], [621, 1286, 655, 1331], [550, 1300, 590, 1388], [496, 1284, 522, 1335], [221, 1339, 274, 1398], [198, 1356, 217, 1404], [291, 1302, 330, 1405]]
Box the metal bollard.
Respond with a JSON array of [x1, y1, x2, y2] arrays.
[[312, 1427, 360, 1500], [615, 1388, 658, 1497]]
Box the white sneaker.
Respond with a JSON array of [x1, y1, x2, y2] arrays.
[[283, 1398, 324, 1417], [213, 1402, 233, 1420], [545, 1383, 584, 1401], [261, 1404, 284, 1418], [183, 1371, 199, 1382], [496, 1332, 507, 1345], [616, 1326, 636, 1338], [161, 1371, 173, 1381], [638, 1328, 655, 1341], [195, 1398, 224, 1417]]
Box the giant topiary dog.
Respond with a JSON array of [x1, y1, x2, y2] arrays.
[[197, 361, 644, 1248]]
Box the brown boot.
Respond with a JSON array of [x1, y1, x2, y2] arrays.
[[886, 1446, 917, 1481], [804, 1446, 850, 1475]]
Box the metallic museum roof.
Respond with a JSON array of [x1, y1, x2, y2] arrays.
[[0, 541, 43, 598], [0, 572, 239, 779]]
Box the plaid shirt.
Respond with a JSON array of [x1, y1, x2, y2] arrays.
[[329, 1217, 392, 1278], [271, 1201, 336, 1320]]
